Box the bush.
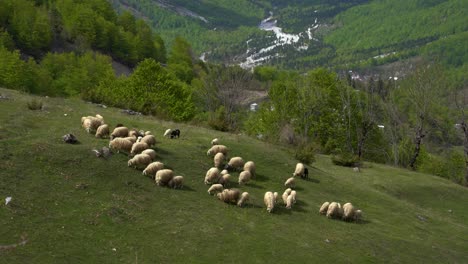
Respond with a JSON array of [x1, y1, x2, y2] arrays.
[[208, 106, 229, 131], [26, 98, 43, 110], [331, 152, 359, 167], [294, 144, 316, 165]]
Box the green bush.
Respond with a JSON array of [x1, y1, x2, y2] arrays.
[[331, 152, 359, 167], [294, 144, 316, 165], [26, 98, 43, 110], [208, 106, 229, 132]]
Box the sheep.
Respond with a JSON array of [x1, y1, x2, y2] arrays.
[[285, 194, 294, 209], [237, 192, 250, 207], [128, 129, 139, 138], [319, 202, 330, 215], [326, 202, 343, 219], [284, 177, 296, 188], [290, 190, 297, 204], [293, 163, 305, 177], [109, 138, 133, 153], [144, 131, 152, 136], [238, 171, 252, 185], [82, 117, 103, 133], [155, 169, 175, 186], [243, 161, 256, 178], [217, 188, 241, 204], [282, 188, 292, 205], [204, 167, 221, 185], [163, 129, 172, 137], [142, 161, 164, 178], [170, 129, 180, 139], [220, 169, 229, 175], [140, 135, 156, 147], [343, 203, 361, 221], [302, 167, 309, 179], [225, 157, 244, 171], [111, 126, 129, 139], [141, 149, 156, 160], [214, 152, 225, 168], [95, 124, 109, 138], [354, 210, 363, 221], [218, 174, 230, 187], [95, 114, 104, 121], [264, 192, 275, 213], [207, 145, 228, 156], [168, 176, 184, 189], [130, 142, 149, 156], [123, 136, 137, 143], [207, 184, 224, 195], [211, 138, 219, 145], [128, 153, 152, 169], [273, 192, 279, 204]]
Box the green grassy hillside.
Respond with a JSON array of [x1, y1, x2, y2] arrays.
[[1, 88, 467, 263]]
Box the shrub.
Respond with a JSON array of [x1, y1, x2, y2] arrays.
[[331, 152, 359, 167], [294, 144, 316, 165], [26, 98, 43, 110]]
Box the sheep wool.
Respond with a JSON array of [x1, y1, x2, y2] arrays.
[[95, 124, 110, 138], [207, 145, 228, 156], [128, 129, 139, 138], [164, 129, 172, 137], [109, 138, 133, 153], [218, 174, 230, 187], [293, 163, 305, 177], [204, 167, 221, 185], [238, 170, 252, 185], [130, 142, 150, 156], [211, 138, 219, 145], [282, 188, 292, 205], [155, 169, 175, 186], [123, 136, 137, 143], [168, 176, 184, 189], [207, 184, 224, 195], [243, 161, 256, 178], [273, 192, 279, 204], [142, 162, 164, 177], [326, 202, 343, 219], [237, 192, 250, 207], [145, 131, 152, 136], [140, 135, 156, 147], [214, 152, 225, 168], [128, 153, 152, 168], [227, 157, 245, 171], [264, 192, 275, 213], [82, 117, 102, 133], [290, 190, 297, 204], [284, 177, 296, 188], [111, 126, 129, 139], [217, 189, 241, 204], [354, 210, 363, 221], [286, 194, 294, 209], [141, 149, 156, 160], [319, 202, 330, 215], [220, 169, 229, 175], [342, 203, 358, 221]]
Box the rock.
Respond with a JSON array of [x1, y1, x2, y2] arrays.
[[62, 134, 78, 144]]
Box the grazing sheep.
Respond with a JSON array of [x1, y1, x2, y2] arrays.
[[95, 114, 104, 121], [353, 167, 360, 172], [168, 176, 184, 189], [204, 167, 221, 185], [128, 129, 139, 138], [217, 188, 241, 204], [293, 163, 305, 177], [220, 169, 229, 175], [238, 171, 252, 185], [111, 126, 129, 139], [170, 129, 180, 139], [109, 138, 133, 153], [123, 136, 137, 143], [141, 149, 156, 160], [207, 145, 228, 156], [155, 169, 175, 186], [140, 135, 156, 147], [319, 202, 330, 215], [142, 161, 164, 177], [264, 192, 275, 213], [145, 131, 152, 136], [326, 202, 343, 219], [82, 117, 103, 133], [273, 192, 279, 204], [226, 157, 245, 171], [243, 161, 256, 178], [164, 129, 172, 137], [95, 124, 109, 138], [214, 152, 225, 168], [218, 174, 230, 187], [290, 190, 297, 204], [128, 153, 152, 169], [130, 142, 149, 156], [237, 192, 250, 207], [343, 203, 361, 221], [211, 138, 219, 145], [282, 188, 292, 205], [284, 177, 296, 188], [207, 184, 224, 195], [285, 194, 294, 209], [354, 210, 363, 221]]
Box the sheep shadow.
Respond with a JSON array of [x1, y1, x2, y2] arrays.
[[178, 185, 196, 192], [253, 173, 269, 182], [154, 148, 171, 156], [354, 219, 371, 225], [290, 186, 305, 191], [243, 182, 263, 189], [300, 177, 320, 183], [272, 206, 293, 215]]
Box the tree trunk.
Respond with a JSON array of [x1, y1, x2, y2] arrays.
[[409, 116, 425, 170], [357, 122, 371, 160], [460, 121, 468, 186]]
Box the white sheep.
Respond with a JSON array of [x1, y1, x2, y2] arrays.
[[128, 129, 139, 138], [95, 124, 109, 138], [130, 142, 149, 156], [140, 135, 156, 147], [343, 203, 362, 221], [354, 210, 363, 221], [273, 192, 279, 204], [218, 174, 230, 187], [290, 190, 297, 204], [243, 161, 256, 178], [326, 202, 343, 219], [319, 202, 330, 215], [237, 192, 250, 207], [282, 188, 292, 205], [207, 145, 228, 156], [111, 126, 129, 139], [164, 128, 172, 137], [293, 162, 305, 177], [123, 136, 137, 143], [109, 138, 133, 153], [211, 138, 219, 145], [226, 157, 244, 171], [141, 149, 156, 160], [82, 117, 103, 133], [264, 191, 275, 213], [214, 152, 225, 168], [220, 169, 229, 175], [155, 169, 174, 186], [142, 161, 164, 178], [204, 167, 220, 185], [284, 177, 296, 188], [217, 188, 241, 204], [145, 131, 152, 136], [128, 153, 152, 168], [207, 184, 224, 195], [238, 170, 252, 185], [285, 194, 294, 209], [168, 176, 184, 189]]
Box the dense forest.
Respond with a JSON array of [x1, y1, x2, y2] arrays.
[[0, 0, 467, 186]]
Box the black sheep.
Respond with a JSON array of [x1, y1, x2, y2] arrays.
[[302, 167, 309, 179], [170, 129, 180, 139]]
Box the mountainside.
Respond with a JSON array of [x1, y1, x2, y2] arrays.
[[111, 0, 467, 75], [1, 87, 468, 262]]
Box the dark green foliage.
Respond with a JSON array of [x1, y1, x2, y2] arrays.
[[331, 152, 359, 167], [208, 106, 229, 131], [26, 98, 43, 110], [294, 143, 316, 165]]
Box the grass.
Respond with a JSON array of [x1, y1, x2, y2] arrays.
[[0, 87, 467, 263]]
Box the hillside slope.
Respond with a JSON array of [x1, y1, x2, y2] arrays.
[[0, 88, 467, 262]]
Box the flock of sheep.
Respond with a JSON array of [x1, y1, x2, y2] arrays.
[[80, 114, 363, 222]]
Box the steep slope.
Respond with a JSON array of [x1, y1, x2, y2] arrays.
[[1, 87, 467, 262]]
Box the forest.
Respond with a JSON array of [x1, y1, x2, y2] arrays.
[[0, 0, 466, 186]]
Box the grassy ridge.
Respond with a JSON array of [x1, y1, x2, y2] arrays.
[[0, 88, 467, 263]]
